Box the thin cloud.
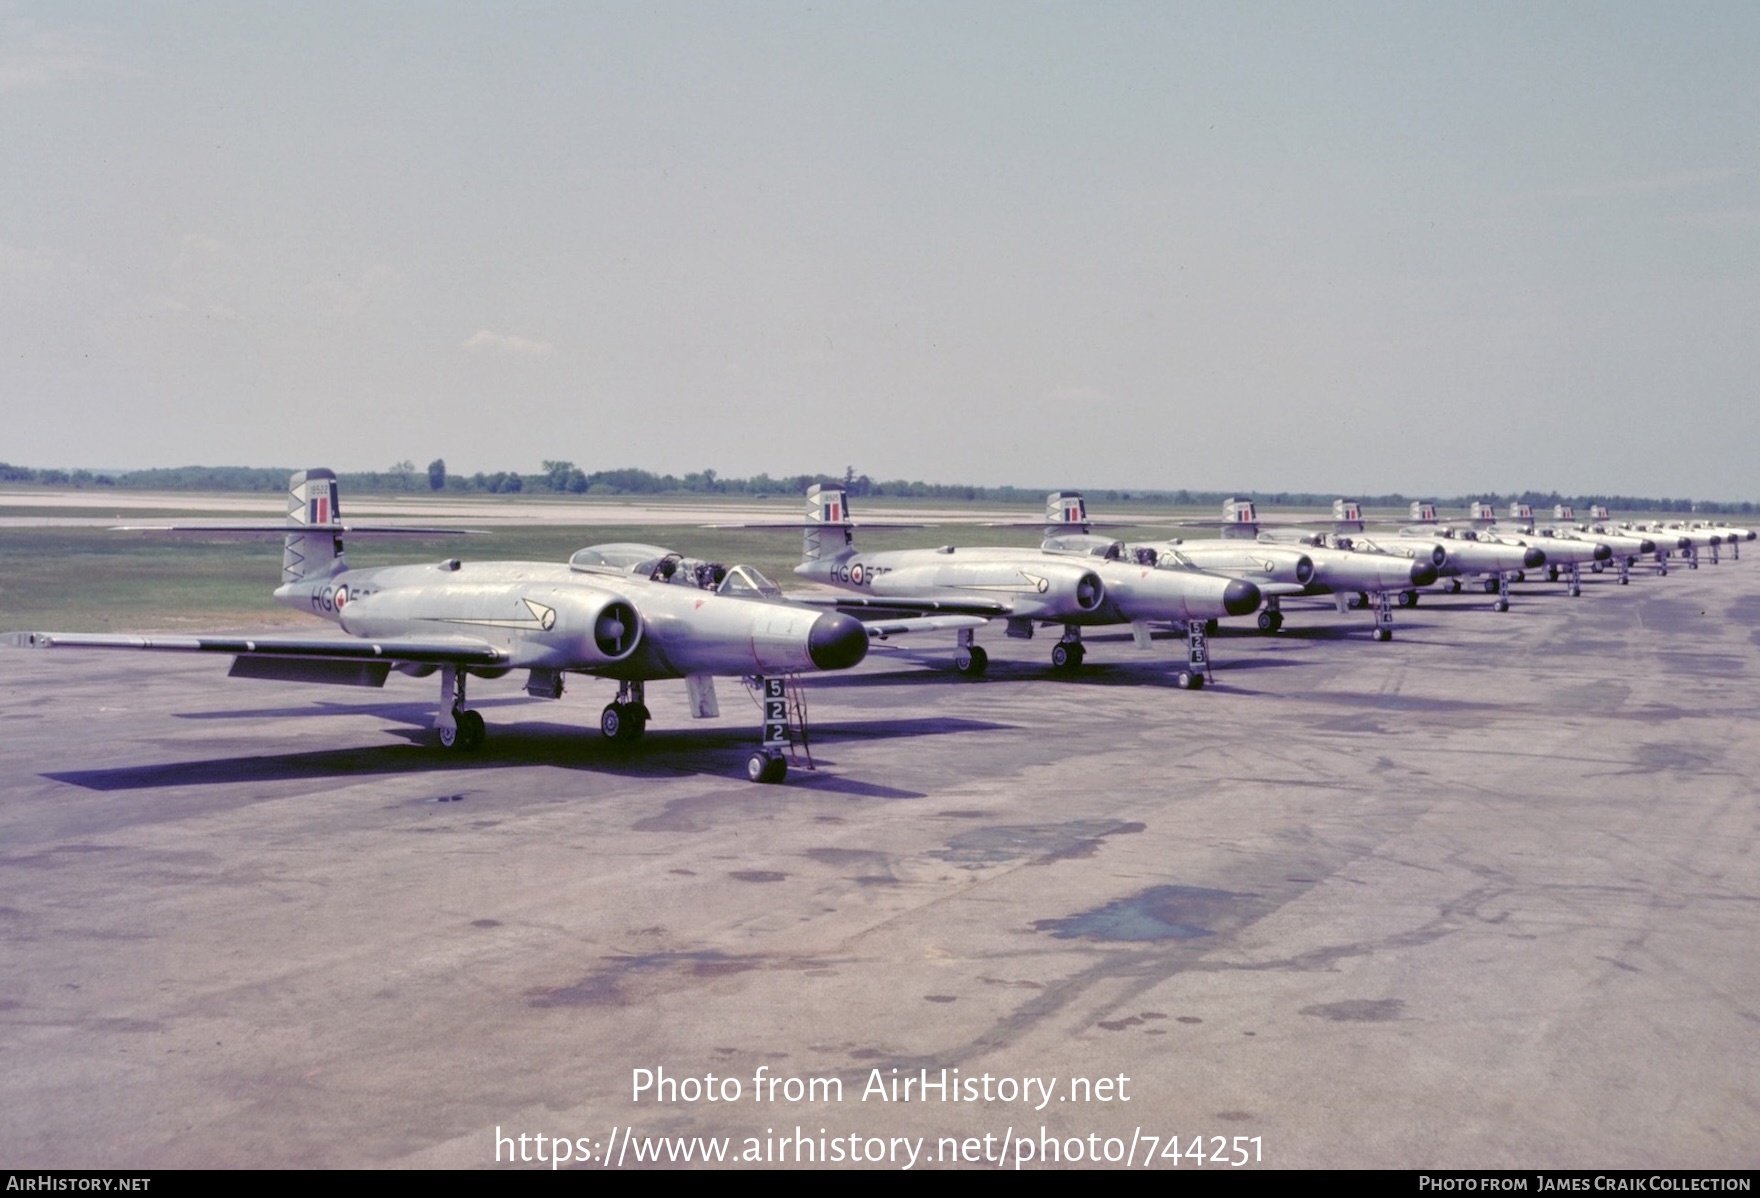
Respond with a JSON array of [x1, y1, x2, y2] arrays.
[[462, 329, 555, 357]]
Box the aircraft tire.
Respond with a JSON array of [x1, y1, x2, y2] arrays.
[[1447, 580, 1462, 593], [601, 702, 638, 742], [748, 751, 787, 784], [1494, 600, 1509, 612], [1374, 627, 1392, 642], [438, 722, 460, 750], [1397, 590, 1418, 607], [459, 709, 486, 751], [1256, 610, 1277, 632], [1190, 673, 1205, 690], [954, 646, 989, 676], [1483, 578, 1500, 593], [1175, 670, 1196, 690], [1051, 642, 1083, 670]]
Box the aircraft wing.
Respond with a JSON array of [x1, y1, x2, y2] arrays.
[[1257, 582, 1311, 597], [862, 614, 990, 638], [7, 631, 506, 663], [6, 630, 507, 688], [784, 594, 1011, 617]]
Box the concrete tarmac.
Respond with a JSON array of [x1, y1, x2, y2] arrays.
[[2, 562, 1757, 1169]]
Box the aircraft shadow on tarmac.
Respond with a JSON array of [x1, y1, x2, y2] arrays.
[[44, 715, 1009, 793]]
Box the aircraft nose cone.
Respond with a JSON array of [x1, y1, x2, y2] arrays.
[[807, 612, 868, 671], [1410, 560, 1438, 588], [1593, 543, 1612, 561], [1523, 547, 1546, 569], [1638, 539, 1656, 554], [1223, 579, 1262, 617], [1675, 537, 1692, 551]]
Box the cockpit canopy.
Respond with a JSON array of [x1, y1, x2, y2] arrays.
[[714, 564, 783, 599], [569, 543, 677, 574], [569, 543, 731, 589]]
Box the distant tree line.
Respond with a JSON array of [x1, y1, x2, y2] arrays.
[[0, 460, 1753, 514]]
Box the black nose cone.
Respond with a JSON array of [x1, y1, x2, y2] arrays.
[[1410, 560, 1438, 588], [1593, 543, 1612, 561], [1638, 539, 1656, 554], [808, 612, 869, 671], [1523, 547, 1546, 569], [1223, 580, 1262, 616]]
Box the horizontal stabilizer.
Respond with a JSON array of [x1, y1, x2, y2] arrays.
[[705, 520, 929, 530], [110, 523, 482, 536]]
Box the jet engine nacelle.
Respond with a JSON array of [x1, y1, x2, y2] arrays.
[[340, 583, 645, 668]]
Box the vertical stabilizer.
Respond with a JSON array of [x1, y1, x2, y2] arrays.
[[802, 485, 854, 563], [1466, 501, 1497, 523], [1554, 504, 1576, 521], [1220, 498, 1260, 540], [283, 469, 347, 583], [1409, 501, 1439, 524], [1045, 491, 1090, 532], [1330, 498, 1364, 533]]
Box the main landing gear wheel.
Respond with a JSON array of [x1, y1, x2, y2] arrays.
[[1256, 610, 1284, 632], [1494, 599, 1509, 613], [1397, 590, 1418, 608], [747, 750, 787, 784], [1374, 628, 1393, 642], [1347, 591, 1369, 610], [1050, 642, 1085, 670], [954, 645, 989, 676], [1483, 578, 1500, 593], [600, 702, 647, 743], [440, 709, 485, 752], [1175, 670, 1205, 691], [1445, 579, 1462, 593]]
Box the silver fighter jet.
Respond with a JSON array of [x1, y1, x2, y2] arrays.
[[785, 486, 1260, 689], [5, 470, 871, 783]]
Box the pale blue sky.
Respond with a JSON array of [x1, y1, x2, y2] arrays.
[[3, 2, 1756, 497]]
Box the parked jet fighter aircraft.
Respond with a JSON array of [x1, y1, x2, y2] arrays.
[[776, 486, 1260, 688], [5, 470, 871, 783], [1492, 504, 1612, 596], [1126, 498, 1439, 639], [1380, 502, 1545, 611]]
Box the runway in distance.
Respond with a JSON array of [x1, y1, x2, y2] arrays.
[[757, 486, 1261, 689], [4, 470, 872, 783]]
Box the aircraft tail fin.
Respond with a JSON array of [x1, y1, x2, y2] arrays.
[[1330, 498, 1365, 534], [802, 485, 855, 562], [283, 469, 347, 584], [1218, 497, 1260, 540], [1409, 501, 1439, 524], [1044, 491, 1091, 532]]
